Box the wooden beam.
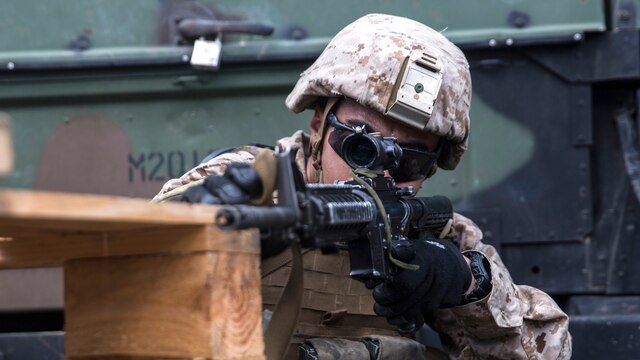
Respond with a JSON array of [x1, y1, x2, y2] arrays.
[[0, 189, 266, 359], [65, 252, 265, 359], [0, 225, 259, 269], [0, 114, 12, 176], [0, 190, 260, 269], [0, 189, 222, 231]]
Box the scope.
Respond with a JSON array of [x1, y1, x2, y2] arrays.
[[340, 132, 402, 173]]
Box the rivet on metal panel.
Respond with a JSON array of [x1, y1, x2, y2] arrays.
[[68, 30, 92, 51], [6, 62, 14, 70], [547, 231, 556, 240], [507, 11, 531, 28], [449, 178, 457, 187], [515, 232, 522, 240], [573, 33, 583, 41], [284, 25, 308, 41], [579, 186, 587, 197], [505, 38, 514, 46], [620, 9, 631, 21], [488, 39, 497, 47], [182, 54, 190, 62]]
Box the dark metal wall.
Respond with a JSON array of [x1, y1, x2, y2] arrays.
[[460, 30, 640, 357]]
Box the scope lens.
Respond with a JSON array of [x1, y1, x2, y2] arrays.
[[343, 135, 377, 168]]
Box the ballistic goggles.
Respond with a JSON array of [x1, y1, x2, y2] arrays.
[[326, 111, 441, 182]]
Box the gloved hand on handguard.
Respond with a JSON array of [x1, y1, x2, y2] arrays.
[[372, 237, 473, 334], [180, 163, 264, 205]]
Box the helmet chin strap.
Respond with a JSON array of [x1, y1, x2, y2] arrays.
[[309, 97, 340, 184]]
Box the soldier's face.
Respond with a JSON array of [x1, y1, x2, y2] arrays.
[[308, 98, 440, 193]]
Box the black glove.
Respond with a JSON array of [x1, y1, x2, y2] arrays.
[[180, 163, 263, 205], [372, 237, 472, 334], [180, 163, 289, 259]]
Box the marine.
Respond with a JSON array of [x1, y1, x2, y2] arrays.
[[155, 14, 572, 360]]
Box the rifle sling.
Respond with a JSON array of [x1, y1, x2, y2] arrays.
[[261, 247, 310, 277], [264, 242, 304, 360]]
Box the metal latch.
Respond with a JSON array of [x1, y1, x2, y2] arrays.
[[179, 18, 274, 71], [177, 18, 274, 39], [386, 52, 443, 130]]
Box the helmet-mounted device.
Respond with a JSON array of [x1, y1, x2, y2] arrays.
[[386, 52, 443, 131]]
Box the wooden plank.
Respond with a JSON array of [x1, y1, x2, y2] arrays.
[[0, 225, 259, 269], [65, 252, 265, 360], [0, 189, 224, 231], [0, 114, 12, 176]]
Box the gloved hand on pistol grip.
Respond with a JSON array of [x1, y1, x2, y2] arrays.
[[372, 238, 472, 334], [180, 163, 263, 205]]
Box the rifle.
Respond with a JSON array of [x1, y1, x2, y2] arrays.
[[215, 144, 453, 289]]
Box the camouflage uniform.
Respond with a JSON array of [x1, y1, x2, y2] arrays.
[[154, 131, 571, 359]]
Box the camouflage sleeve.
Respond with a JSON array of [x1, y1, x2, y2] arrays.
[[152, 131, 309, 202], [428, 213, 572, 359], [152, 146, 262, 202]]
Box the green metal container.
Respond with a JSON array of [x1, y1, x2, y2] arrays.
[[0, 0, 606, 199], [4, 1, 640, 358]]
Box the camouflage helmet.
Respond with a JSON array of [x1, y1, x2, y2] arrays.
[[285, 13, 472, 170]]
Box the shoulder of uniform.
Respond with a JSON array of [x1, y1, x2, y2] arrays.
[[452, 212, 484, 250], [276, 130, 310, 180], [276, 130, 309, 152]]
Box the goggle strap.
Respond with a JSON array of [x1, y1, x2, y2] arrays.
[[310, 97, 341, 183]]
